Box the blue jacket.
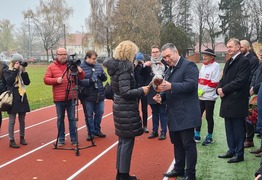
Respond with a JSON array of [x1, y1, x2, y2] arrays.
[[79, 61, 107, 102]]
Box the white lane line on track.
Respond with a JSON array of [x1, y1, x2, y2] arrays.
[[163, 159, 176, 180], [0, 117, 57, 138], [0, 112, 113, 169], [66, 115, 153, 179], [2, 104, 56, 122], [0, 107, 84, 138], [67, 141, 119, 180]]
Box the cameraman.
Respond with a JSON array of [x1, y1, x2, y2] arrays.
[[79, 50, 107, 141], [44, 48, 85, 146]]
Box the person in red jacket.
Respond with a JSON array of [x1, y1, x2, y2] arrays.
[[44, 48, 85, 146]]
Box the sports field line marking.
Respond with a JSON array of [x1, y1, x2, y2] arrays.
[[66, 115, 153, 179], [0, 117, 57, 138], [0, 112, 113, 169], [163, 159, 176, 180], [0, 107, 84, 138], [2, 104, 55, 122], [67, 141, 118, 180]]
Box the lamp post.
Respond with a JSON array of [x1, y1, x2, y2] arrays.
[[24, 10, 33, 58]]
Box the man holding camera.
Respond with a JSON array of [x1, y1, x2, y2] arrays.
[[79, 50, 107, 141], [44, 48, 85, 146]]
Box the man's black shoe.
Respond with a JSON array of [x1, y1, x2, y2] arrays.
[[250, 148, 262, 154], [148, 132, 158, 139], [95, 132, 106, 138], [86, 134, 94, 141], [182, 176, 196, 180], [227, 156, 244, 163], [218, 152, 234, 158], [158, 133, 166, 140], [163, 169, 184, 177]]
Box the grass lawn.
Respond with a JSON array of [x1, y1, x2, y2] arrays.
[[26, 64, 53, 109], [194, 63, 260, 179], [195, 98, 260, 180], [3, 63, 260, 179]]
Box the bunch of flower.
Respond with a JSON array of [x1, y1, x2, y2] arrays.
[[247, 104, 258, 125]]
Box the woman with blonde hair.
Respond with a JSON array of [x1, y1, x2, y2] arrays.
[[3, 53, 30, 148], [103, 40, 149, 180]]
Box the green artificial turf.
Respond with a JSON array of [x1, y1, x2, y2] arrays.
[[194, 98, 260, 180]]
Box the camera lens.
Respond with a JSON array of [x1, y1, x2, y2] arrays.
[[20, 61, 28, 67]]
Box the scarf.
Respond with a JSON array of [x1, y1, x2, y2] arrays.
[[17, 73, 26, 102], [151, 56, 165, 76]]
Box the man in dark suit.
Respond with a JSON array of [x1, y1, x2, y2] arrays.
[[217, 38, 251, 163], [154, 43, 201, 180], [240, 39, 259, 148]]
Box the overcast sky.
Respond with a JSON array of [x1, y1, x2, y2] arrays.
[[0, 0, 90, 33]]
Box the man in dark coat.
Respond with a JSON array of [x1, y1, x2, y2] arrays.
[[154, 43, 201, 180], [217, 38, 251, 163], [240, 40, 259, 148]]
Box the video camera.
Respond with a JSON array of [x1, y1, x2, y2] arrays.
[[19, 61, 28, 67], [67, 54, 81, 72]]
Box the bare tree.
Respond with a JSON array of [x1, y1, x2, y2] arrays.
[[23, 0, 73, 60], [113, 0, 161, 53], [203, 2, 221, 50], [87, 0, 117, 57], [244, 0, 262, 42], [0, 19, 15, 52]]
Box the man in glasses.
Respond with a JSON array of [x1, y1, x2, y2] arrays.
[[44, 48, 85, 146]]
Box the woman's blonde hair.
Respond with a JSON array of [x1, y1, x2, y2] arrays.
[[114, 40, 138, 62]]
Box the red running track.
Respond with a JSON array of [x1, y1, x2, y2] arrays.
[[0, 100, 175, 180]]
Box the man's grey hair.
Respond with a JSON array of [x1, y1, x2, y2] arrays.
[[227, 38, 240, 46], [161, 43, 178, 52]]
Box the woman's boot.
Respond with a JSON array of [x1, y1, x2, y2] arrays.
[[10, 140, 20, 148], [20, 136, 28, 145]]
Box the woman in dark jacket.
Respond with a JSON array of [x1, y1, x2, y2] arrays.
[[0, 61, 8, 132], [3, 53, 30, 148], [103, 40, 149, 180]]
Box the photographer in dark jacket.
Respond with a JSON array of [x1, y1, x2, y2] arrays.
[[79, 50, 107, 141], [3, 53, 30, 148], [0, 61, 8, 132]]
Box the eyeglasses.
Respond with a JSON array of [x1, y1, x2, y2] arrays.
[[57, 54, 67, 56]]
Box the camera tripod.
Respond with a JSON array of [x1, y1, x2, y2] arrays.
[[53, 65, 96, 156]]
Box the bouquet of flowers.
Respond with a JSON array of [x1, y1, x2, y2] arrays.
[[247, 95, 258, 125]]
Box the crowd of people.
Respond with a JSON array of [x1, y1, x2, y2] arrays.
[[1, 38, 262, 180]]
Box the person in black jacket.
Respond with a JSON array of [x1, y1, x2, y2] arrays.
[[240, 40, 259, 148], [3, 53, 30, 148], [217, 38, 251, 163], [103, 40, 149, 180], [79, 50, 107, 141], [142, 45, 168, 140], [250, 48, 262, 157], [0, 61, 8, 132], [134, 52, 149, 133]]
